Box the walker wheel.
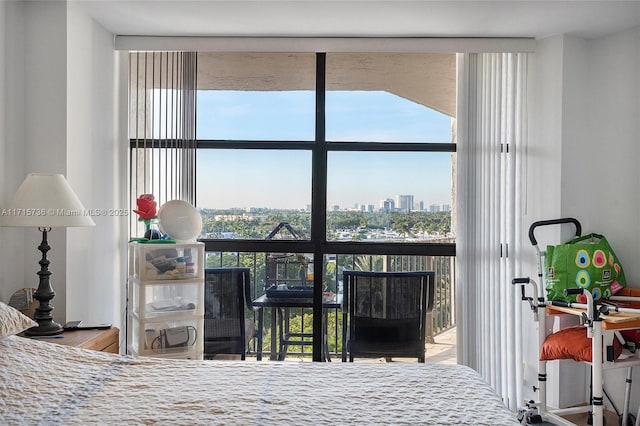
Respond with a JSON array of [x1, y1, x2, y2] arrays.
[[619, 413, 636, 426], [527, 414, 543, 424]]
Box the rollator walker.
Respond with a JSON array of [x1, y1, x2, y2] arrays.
[[514, 218, 640, 426]]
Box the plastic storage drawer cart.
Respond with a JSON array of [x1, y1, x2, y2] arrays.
[[127, 242, 204, 360]]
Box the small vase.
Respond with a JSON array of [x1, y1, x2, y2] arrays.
[[144, 219, 162, 240]]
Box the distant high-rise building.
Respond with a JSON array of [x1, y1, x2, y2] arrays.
[[429, 204, 440, 213], [380, 198, 394, 212], [396, 195, 414, 212], [414, 201, 424, 211], [442, 204, 451, 212]]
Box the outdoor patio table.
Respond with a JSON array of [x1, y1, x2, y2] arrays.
[[252, 293, 342, 361]]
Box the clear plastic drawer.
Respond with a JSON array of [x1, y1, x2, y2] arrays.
[[128, 315, 203, 359], [130, 279, 204, 319], [129, 242, 204, 281]]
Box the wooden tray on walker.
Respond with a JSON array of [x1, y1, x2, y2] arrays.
[[543, 287, 640, 426]]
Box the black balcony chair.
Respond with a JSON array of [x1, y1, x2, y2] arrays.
[[341, 270, 435, 363], [204, 267, 256, 360]]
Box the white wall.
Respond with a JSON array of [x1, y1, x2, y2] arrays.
[[65, 2, 126, 329], [0, 1, 8, 300], [575, 27, 640, 415], [0, 1, 28, 302], [524, 27, 640, 414], [0, 1, 125, 333], [26, 0, 71, 325], [0, 1, 69, 322], [0, 1, 26, 306], [577, 29, 640, 278], [522, 34, 587, 409]]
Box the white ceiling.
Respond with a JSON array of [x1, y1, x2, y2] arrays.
[[75, 0, 640, 40]]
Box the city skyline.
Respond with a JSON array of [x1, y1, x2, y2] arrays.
[[325, 195, 451, 213], [218, 196, 452, 213]]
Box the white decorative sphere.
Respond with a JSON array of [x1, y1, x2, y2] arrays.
[[157, 200, 202, 242]]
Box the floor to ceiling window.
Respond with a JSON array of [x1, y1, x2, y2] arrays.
[[130, 51, 457, 361]]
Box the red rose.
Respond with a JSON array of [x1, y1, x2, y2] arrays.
[[133, 194, 157, 220]]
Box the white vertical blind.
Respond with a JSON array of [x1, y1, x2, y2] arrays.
[[456, 52, 528, 410], [128, 52, 197, 236]]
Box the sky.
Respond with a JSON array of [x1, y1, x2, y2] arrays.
[[195, 90, 453, 210]]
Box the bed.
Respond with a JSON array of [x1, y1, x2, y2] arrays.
[[0, 303, 517, 425]]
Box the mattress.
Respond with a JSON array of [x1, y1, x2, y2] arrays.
[[0, 336, 517, 425]]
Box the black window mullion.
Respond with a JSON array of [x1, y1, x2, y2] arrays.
[[311, 52, 327, 362], [327, 141, 456, 152], [132, 139, 455, 152], [196, 140, 314, 150]]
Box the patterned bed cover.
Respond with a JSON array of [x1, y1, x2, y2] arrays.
[[0, 336, 517, 425]]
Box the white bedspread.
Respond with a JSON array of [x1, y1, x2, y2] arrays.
[[0, 336, 517, 425]]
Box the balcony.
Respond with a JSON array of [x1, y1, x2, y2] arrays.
[[205, 251, 456, 362], [425, 326, 456, 364]]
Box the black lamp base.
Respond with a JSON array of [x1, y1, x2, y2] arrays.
[[24, 321, 63, 336], [25, 227, 64, 337]]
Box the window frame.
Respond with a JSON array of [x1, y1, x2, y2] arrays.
[[131, 52, 456, 361]]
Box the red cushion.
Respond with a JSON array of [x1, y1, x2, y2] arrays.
[[540, 325, 622, 362], [620, 329, 640, 345]]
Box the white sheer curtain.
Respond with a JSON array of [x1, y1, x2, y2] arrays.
[[456, 52, 529, 410]]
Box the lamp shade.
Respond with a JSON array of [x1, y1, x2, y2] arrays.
[[1, 173, 95, 228]]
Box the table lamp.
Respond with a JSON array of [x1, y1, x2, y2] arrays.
[[1, 173, 95, 335]]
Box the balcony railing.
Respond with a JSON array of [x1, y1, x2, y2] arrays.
[[205, 251, 456, 359]]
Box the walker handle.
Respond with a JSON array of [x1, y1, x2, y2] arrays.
[[512, 277, 538, 311], [564, 288, 583, 296], [528, 218, 582, 246], [564, 288, 596, 322], [512, 278, 529, 302]]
